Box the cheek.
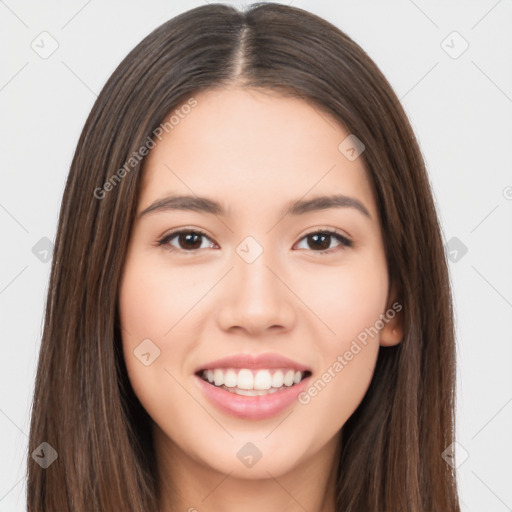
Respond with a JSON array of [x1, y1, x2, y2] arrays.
[[118, 256, 183, 405], [295, 255, 387, 423], [119, 259, 168, 339], [118, 257, 227, 463], [299, 254, 388, 346], [118, 253, 214, 408], [119, 254, 204, 340]]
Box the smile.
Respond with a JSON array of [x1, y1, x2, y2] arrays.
[[199, 368, 311, 396]]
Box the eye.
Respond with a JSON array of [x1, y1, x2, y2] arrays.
[[157, 228, 353, 254], [158, 229, 217, 252], [294, 230, 353, 254]]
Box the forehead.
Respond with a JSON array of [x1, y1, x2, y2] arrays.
[[139, 86, 377, 220]]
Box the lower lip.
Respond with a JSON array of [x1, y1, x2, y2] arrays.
[[195, 374, 311, 420]]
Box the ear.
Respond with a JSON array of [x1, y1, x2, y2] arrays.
[[379, 281, 404, 347]]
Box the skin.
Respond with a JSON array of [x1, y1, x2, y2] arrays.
[[118, 86, 403, 512]]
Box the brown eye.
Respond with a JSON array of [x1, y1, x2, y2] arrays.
[[295, 230, 352, 253], [159, 230, 215, 252]]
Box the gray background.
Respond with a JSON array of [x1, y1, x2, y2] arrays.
[[1, 0, 511, 510]]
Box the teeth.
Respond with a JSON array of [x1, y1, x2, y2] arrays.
[[213, 369, 224, 387], [230, 387, 273, 396], [253, 370, 272, 390], [284, 370, 294, 387], [218, 385, 286, 396], [201, 368, 306, 391], [237, 369, 254, 390], [271, 371, 284, 388], [224, 369, 237, 388]]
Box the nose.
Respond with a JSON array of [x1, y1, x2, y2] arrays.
[[215, 249, 296, 336]]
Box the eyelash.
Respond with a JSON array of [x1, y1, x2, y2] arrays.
[[157, 228, 353, 255]]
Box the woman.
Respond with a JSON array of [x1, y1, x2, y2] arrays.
[[27, 3, 460, 510]]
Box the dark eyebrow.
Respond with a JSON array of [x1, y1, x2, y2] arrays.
[[138, 195, 225, 218], [285, 194, 371, 219], [138, 193, 371, 220]]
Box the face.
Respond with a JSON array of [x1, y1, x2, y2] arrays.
[[118, 86, 402, 481]]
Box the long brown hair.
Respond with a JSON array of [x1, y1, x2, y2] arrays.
[[27, 3, 460, 510]]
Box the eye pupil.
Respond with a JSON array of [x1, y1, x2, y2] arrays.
[[309, 233, 330, 251], [179, 232, 202, 250]]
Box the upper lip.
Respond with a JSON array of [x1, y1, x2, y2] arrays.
[[195, 353, 312, 373]]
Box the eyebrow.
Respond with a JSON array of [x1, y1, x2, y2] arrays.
[[138, 193, 371, 220]]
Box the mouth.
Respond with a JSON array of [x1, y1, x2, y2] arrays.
[[193, 352, 313, 419], [194, 367, 313, 420], [196, 368, 313, 397]]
